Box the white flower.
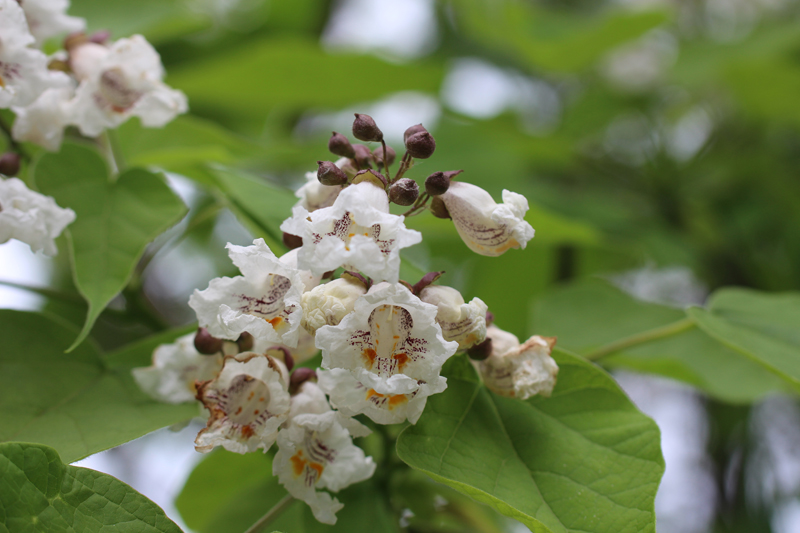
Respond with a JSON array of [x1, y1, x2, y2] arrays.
[[287, 381, 330, 422], [0, 0, 70, 108], [419, 285, 487, 351], [274, 411, 375, 524], [301, 276, 368, 335], [281, 181, 422, 283], [68, 35, 187, 136], [0, 177, 75, 256], [478, 325, 558, 400], [132, 333, 223, 404], [189, 239, 306, 348], [262, 327, 319, 367], [315, 283, 457, 424], [276, 247, 321, 292], [20, 0, 85, 46], [439, 182, 534, 257], [11, 86, 74, 151], [195, 353, 290, 454]]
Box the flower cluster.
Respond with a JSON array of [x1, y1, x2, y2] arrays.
[[133, 114, 556, 524]]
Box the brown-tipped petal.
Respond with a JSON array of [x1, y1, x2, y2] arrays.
[[352, 144, 373, 168], [412, 271, 445, 295], [485, 311, 495, 326], [352, 113, 383, 142], [0, 153, 21, 177], [236, 331, 254, 352], [342, 271, 372, 291], [265, 346, 295, 372], [429, 196, 450, 219], [403, 123, 427, 142], [328, 131, 356, 159], [424, 171, 450, 196], [405, 131, 436, 159], [289, 367, 318, 394], [467, 337, 493, 361], [443, 170, 464, 180], [64, 31, 89, 51], [352, 169, 387, 188], [194, 327, 224, 355], [282, 232, 303, 250], [388, 178, 419, 206], [317, 160, 348, 186], [372, 144, 396, 168], [398, 280, 415, 293]]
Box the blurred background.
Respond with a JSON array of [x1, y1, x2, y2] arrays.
[[3, 0, 800, 531]]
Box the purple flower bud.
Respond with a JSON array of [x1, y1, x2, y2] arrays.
[[237, 331, 254, 352], [352, 113, 383, 142], [328, 131, 356, 159], [352, 144, 372, 168], [405, 131, 436, 159], [429, 196, 450, 219], [194, 327, 223, 355], [317, 160, 348, 186], [424, 171, 448, 196], [0, 153, 21, 177], [389, 178, 419, 206], [282, 232, 303, 250], [467, 337, 493, 361], [403, 123, 427, 143], [372, 144, 396, 168], [289, 367, 318, 394]]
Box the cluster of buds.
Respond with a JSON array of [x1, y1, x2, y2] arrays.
[[133, 114, 556, 524]]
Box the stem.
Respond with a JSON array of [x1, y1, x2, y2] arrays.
[[243, 494, 293, 533], [380, 139, 391, 181], [583, 317, 696, 361], [401, 192, 429, 217], [97, 131, 119, 176], [393, 151, 411, 183]]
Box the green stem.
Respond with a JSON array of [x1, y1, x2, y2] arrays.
[[583, 317, 696, 361], [242, 494, 293, 533]]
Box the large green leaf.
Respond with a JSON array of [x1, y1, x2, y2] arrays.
[[35, 144, 187, 351], [0, 442, 181, 532], [688, 288, 800, 392], [396, 353, 664, 533], [0, 310, 197, 463]]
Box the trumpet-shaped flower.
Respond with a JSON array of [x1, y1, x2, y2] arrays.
[[20, 0, 85, 46], [195, 353, 290, 454], [439, 182, 534, 257], [281, 181, 422, 283], [0, 177, 75, 256], [11, 86, 74, 151], [189, 239, 306, 347], [274, 410, 375, 524], [315, 283, 457, 424], [478, 325, 558, 400], [419, 285, 487, 351], [301, 276, 368, 335]]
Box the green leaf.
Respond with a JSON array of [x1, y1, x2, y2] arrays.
[[687, 288, 800, 393], [396, 353, 664, 533], [35, 144, 187, 351], [0, 310, 197, 463], [105, 324, 198, 369], [0, 442, 181, 532]]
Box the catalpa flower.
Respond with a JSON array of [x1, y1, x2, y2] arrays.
[[478, 325, 559, 400], [281, 180, 422, 283], [0, 177, 75, 256], [419, 284, 487, 351], [11, 86, 74, 151], [438, 182, 534, 257], [316, 283, 457, 424], [189, 239, 306, 347], [274, 410, 375, 524], [20, 0, 85, 46], [301, 275, 368, 335], [195, 353, 290, 454]]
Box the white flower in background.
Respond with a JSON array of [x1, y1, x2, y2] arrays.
[[132, 333, 224, 404], [418, 285, 487, 351], [478, 325, 558, 400], [281, 181, 422, 283], [11, 86, 74, 151], [0, 0, 70, 108], [0, 177, 75, 256], [301, 275, 368, 335], [438, 182, 534, 257], [189, 239, 306, 347], [316, 283, 457, 424], [20, 0, 86, 46], [68, 35, 187, 136], [274, 410, 375, 524], [195, 353, 290, 454], [287, 380, 330, 421]]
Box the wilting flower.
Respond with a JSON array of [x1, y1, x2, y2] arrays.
[[195, 353, 290, 454], [20, 0, 85, 46], [68, 35, 187, 136], [132, 333, 224, 404], [0, 177, 75, 256], [0, 0, 70, 109], [274, 410, 375, 524], [316, 283, 457, 424], [189, 239, 306, 348], [478, 325, 558, 400], [281, 181, 422, 283], [438, 182, 534, 257], [301, 275, 368, 335], [418, 285, 487, 351], [11, 86, 74, 151]]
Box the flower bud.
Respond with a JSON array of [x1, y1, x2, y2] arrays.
[[282, 232, 303, 250], [328, 131, 356, 159], [411, 270, 444, 295], [317, 160, 348, 186], [64, 31, 89, 51], [425, 171, 450, 196], [352, 143, 373, 168], [301, 276, 368, 335], [289, 367, 318, 395], [372, 144, 396, 168], [429, 196, 450, 219], [236, 331, 254, 352], [478, 326, 558, 399], [0, 153, 22, 177], [89, 30, 112, 45], [405, 131, 436, 159], [352, 113, 383, 142], [403, 123, 427, 142], [389, 178, 419, 206], [467, 337, 492, 361], [265, 346, 295, 372], [194, 327, 224, 355]]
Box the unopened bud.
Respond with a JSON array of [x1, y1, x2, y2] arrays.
[[467, 337, 493, 361], [352, 144, 372, 168], [425, 171, 449, 196], [389, 178, 419, 206], [403, 123, 427, 142], [282, 232, 303, 250], [289, 367, 318, 394], [64, 32, 89, 51], [0, 153, 21, 177], [372, 144, 396, 168], [430, 196, 450, 219], [89, 30, 111, 44], [236, 331, 254, 352], [317, 160, 348, 186], [194, 327, 223, 355], [328, 131, 356, 159], [352, 169, 387, 188], [405, 131, 436, 159], [352, 113, 383, 142]]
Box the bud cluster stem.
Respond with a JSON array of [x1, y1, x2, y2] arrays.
[[401, 192, 430, 217]]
